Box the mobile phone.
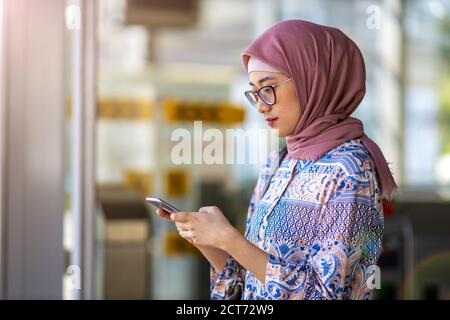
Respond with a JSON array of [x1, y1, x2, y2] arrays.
[[146, 197, 180, 214]]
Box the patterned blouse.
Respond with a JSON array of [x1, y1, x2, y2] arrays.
[[210, 139, 384, 300]]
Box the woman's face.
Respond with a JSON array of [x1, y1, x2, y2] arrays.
[[248, 71, 301, 138]]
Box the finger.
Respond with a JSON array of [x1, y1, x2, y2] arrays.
[[170, 211, 195, 222], [179, 230, 194, 239], [199, 206, 218, 214], [156, 208, 171, 220], [177, 225, 194, 231], [175, 221, 190, 229]]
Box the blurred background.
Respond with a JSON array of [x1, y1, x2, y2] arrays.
[[1, 0, 450, 300]]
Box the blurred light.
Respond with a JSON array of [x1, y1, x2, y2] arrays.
[[436, 154, 450, 186], [428, 1, 446, 19]]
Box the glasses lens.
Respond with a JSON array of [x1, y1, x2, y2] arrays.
[[245, 91, 258, 106], [259, 86, 275, 105]]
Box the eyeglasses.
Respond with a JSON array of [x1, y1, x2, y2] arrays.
[[244, 78, 292, 108]]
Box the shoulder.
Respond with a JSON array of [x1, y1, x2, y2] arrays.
[[316, 139, 381, 205], [316, 139, 375, 178]]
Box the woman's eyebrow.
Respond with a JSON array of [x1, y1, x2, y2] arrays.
[[248, 76, 277, 86]]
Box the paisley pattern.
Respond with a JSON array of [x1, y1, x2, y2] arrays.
[[210, 139, 384, 300]]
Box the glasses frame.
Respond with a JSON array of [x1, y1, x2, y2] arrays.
[[244, 78, 292, 107]]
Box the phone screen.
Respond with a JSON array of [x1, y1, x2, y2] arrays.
[[146, 197, 180, 213]]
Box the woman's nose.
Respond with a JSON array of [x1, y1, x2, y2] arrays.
[[257, 100, 271, 114]]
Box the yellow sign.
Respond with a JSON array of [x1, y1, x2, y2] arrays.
[[163, 99, 245, 124], [124, 170, 152, 196], [98, 99, 152, 120], [164, 231, 201, 256], [165, 170, 188, 197], [66, 99, 153, 120]]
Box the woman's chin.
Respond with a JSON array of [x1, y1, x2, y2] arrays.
[[272, 129, 286, 138], [271, 128, 287, 138]]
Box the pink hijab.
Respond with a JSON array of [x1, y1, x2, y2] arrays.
[[242, 20, 398, 201]]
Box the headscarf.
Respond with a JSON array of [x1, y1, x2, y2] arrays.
[[242, 20, 398, 201]]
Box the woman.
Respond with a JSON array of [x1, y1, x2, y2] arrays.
[[156, 20, 397, 300]]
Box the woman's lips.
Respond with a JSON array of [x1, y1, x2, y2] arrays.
[[265, 117, 278, 127]]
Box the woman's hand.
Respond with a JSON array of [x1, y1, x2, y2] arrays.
[[158, 206, 268, 282], [170, 206, 239, 251], [155, 208, 199, 247]]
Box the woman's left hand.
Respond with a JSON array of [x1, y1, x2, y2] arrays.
[[170, 206, 238, 251]]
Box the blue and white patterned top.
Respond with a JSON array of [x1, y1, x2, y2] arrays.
[[210, 139, 384, 300]]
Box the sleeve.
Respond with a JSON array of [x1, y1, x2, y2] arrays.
[[263, 169, 384, 300], [210, 150, 278, 299], [209, 189, 256, 299]]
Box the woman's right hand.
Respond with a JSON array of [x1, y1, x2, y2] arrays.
[[156, 208, 228, 272], [155, 208, 198, 247]]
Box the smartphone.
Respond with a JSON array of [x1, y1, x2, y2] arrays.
[[146, 197, 180, 213]]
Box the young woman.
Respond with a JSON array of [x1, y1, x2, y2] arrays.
[[156, 20, 397, 300]]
